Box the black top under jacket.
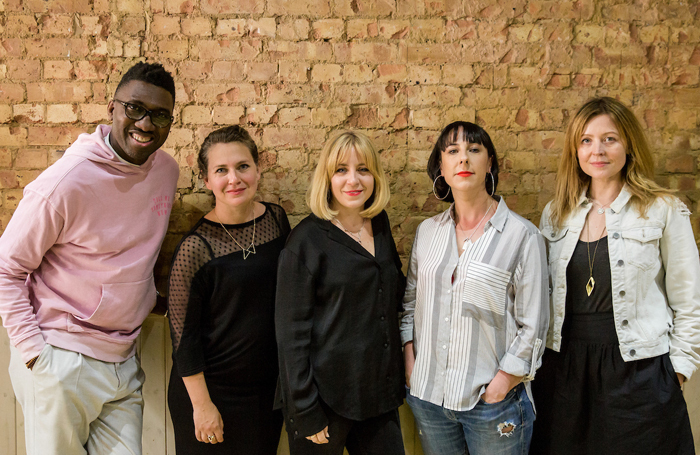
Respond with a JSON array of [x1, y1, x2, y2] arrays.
[[275, 210, 406, 439]]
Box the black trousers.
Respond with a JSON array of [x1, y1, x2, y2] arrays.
[[287, 402, 405, 455]]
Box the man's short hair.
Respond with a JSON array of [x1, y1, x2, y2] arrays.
[[115, 62, 176, 104]]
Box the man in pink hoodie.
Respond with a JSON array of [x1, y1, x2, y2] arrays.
[[0, 62, 179, 455]]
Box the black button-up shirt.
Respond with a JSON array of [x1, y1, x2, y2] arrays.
[[275, 211, 405, 438]]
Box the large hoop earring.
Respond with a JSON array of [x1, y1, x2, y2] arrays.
[[487, 171, 495, 198], [432, 174, 451, 201]]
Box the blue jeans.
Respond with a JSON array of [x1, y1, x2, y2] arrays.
[[406, 384, 534, 455]]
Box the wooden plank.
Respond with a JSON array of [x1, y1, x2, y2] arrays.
[[685, 373, 700, 452], [0, 326, 17, 455], [140, 315, 167, 455], [164, 323, 176, 455]]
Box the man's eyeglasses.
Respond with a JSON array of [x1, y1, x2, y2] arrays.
[[113, 100, 174, 128]]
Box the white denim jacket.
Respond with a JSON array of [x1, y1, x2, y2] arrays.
[[539, 185, 700, 380]]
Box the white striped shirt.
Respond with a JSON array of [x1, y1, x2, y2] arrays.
[[400, 197, 549, 411]]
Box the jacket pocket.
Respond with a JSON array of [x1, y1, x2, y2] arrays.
[[67, 277, 157, 342], [462, 261, 511, 327], [621, 227, 662, 271]]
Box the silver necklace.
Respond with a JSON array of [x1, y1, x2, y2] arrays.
[[333, 218, 366, 245], [214, 208, 256, 259], [457, 200, 495, 245], [590, 195, 616, 215]]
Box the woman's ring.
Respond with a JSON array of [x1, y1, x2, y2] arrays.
[[208, 435, 215, 442]]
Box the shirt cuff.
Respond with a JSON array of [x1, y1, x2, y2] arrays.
[[15, 333, 46, 364], [498, 352, 530, 378]]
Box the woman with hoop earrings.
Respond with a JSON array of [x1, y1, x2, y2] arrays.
[[400, 121, 549, 455]]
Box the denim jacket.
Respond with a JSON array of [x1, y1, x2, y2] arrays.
[[539, 185, 700, 380]]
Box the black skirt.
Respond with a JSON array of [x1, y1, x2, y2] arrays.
[[530, 312, 695, 455], [168, 368, 283, 455]]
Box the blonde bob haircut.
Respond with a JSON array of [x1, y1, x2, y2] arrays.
[[549, 96, 672, 229], [307, 131, 390, 220]]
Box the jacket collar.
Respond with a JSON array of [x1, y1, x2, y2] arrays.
[[577, 184, 632, 214]]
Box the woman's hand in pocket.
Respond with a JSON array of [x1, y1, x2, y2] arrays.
[[482, 370, 522, 404]]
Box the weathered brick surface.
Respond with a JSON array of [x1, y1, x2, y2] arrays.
[[0, 0, 698, 272]]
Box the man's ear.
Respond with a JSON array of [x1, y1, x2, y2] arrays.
[[107, 100, 115, 121]]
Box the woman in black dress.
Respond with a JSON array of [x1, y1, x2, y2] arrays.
[[275, 131, 406, 455], [532, 97, 700, 454], [167, 125, 289, 454]]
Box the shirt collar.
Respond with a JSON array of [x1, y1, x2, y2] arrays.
[[104, 132, 140, 168], [442, 195, 508, 233]]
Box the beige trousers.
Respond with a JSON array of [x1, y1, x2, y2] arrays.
[[9, 344, 145, 455]]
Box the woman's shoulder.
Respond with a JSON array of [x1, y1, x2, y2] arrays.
[[285, 214, 326, 245]]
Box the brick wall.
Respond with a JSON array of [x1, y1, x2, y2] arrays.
[[1, 0, 699, 285]]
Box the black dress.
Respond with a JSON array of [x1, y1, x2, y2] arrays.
[[167, 203, 290, 455], [531, 237, 694, 455]]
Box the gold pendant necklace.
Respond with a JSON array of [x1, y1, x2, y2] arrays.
[[214, 207, 256, 259], [585, 214, 607, 296]]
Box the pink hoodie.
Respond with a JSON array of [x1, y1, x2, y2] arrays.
[[0, 125, 179, 363]]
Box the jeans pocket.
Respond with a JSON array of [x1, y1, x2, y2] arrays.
[[478, 384, 519, 406]]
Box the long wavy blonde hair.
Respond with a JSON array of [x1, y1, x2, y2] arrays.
[[549, 97, 672, 229]]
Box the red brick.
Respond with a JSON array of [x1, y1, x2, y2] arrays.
[[15, 149, 48, 169], [5, 15, 40, 37], [27, 82, 91, 102], [74, 60, 109, 80], [408, 44, 462, 64], [193, 83, 261, 104], [0, 84, 26, 102], [45, 0, 91, 13], [247, 63, 278, 82], [25, 38, 89, 58], [215, 19, 246, 37], [262, 127, 326, 148], [27, 126, 83, 146], [0, 107, 11, 124], [0, 171, 20, 189], [13, 104, 44, 123], [40, 14, 74, 35], [268, 0, 331, 16], [277, 19, 310, 40], [334, 42, 401, 63], [120, 16, 146, 35], [6, 60, 41, 81], [152, 15, 180, 35], [0, 149, 12, 167], [211, 61, 247, 81], [79, 15, 111, 37], [159, 40, 189, 60], [182, 18, 212, 36], [312, 19, 344, 40], [335, 0, 395, 16], [377, 64, 407, 82], [80, 104, 109, 123], [311, 64, 343, 83], [280, 62, 309, 82], [201, 0, 263, 14], [212, 106, 245, 125], [44, 60, 75, 79], [0, 40, 24, 58], [0, 127, 28, 147]]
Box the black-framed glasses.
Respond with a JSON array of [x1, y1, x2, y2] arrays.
[[113, 99, 174, 128]]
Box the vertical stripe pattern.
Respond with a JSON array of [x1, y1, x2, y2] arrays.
[[400, 198, 549, 411]]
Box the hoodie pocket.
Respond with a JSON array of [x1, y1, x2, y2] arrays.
[[67, 277, 157, 342]]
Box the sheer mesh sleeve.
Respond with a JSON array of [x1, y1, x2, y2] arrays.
[[167, 233, 212, 352]]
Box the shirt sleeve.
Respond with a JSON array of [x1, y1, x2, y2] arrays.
[[167, 233, 212, 377], [400, 226, 420, 346], [275, 247, 328, 439], [661, 199, 700, 380], [499, 231, 549, 380], [0, 189, 65, 363]]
